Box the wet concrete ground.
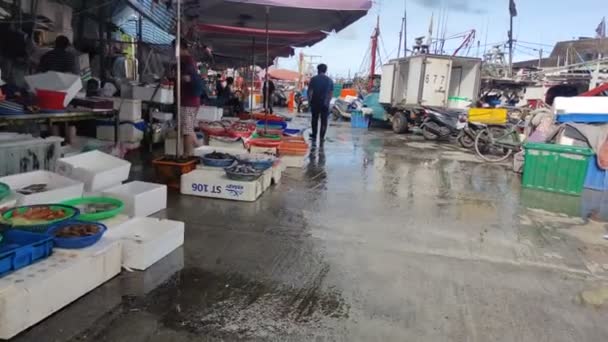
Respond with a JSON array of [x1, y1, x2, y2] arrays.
[[12, 118, 608, 341]]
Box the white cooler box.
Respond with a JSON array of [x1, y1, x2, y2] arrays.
[[0, 170, 84, 205], [105, 217, 184, 270], [96, 120, 145, 143], [181, 169, 265, 202], [197, 106, 223, 122], [0, 238, 122, 339], [111, 98, 142, 121], [56, 150, 131, 192], [103, 181, 167, 217], [132, 86, 173, 104]]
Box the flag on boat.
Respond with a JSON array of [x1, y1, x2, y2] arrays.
[[597, 17, 607, 38], [509, 0, 518, 17]]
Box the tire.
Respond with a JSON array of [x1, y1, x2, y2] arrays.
[[392, 112, 409, 134], [422, 126, 439, 140], [474, 128, 513, 162], [458, 133, 475, 148], [332, 108, 341, 121]]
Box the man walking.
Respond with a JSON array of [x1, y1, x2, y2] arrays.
[[308, 64, 334, 144]]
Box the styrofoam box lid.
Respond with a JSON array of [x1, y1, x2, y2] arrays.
[[105, 181, 166, 196], [107, 217, 184, 240], [24, 72, 83, 107], [58, 150, 131, 173], [0, 170, 83, 191]]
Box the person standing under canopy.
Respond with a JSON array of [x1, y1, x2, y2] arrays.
[[308, 64, 334, 145], [38, 35, 78, 74], [263, 79, 275, 114]]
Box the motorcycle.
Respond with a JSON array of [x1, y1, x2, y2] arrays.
[[331, 98, 363, 120], [273, 88, 287, 107], [420, 107, 467, 141], [295, 92, 309, 113], [458, 121, 488, 148]]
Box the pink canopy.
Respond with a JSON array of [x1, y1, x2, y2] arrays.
[[185, 0, 372, 32]]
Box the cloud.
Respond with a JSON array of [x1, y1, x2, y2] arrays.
[[413, 0, 488, 14]]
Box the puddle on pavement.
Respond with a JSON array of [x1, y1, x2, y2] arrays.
[[79, 268, 349, 340]]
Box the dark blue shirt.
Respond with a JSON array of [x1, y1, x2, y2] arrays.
[[308, 74, 334, 109]]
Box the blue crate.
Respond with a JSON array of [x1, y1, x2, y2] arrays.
[[584, 156, 608, 191], [351, 111, 370, 129], [0, 230, 53, 277], [556, 113, 608, 124]]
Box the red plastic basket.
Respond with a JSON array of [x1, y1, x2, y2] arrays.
[[36, 89, 67, 110]]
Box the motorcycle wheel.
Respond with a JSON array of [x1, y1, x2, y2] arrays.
[[458, 133, 475, 148], [422, 126, 439, 140], [332, 109, 341, 121], [392, 112, 409, 134]]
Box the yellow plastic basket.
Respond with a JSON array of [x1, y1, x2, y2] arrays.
[[468, 108, 508, 125]]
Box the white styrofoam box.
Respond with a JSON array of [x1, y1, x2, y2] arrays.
[[56, 150, 131, 192], [120, 247, 184, 296], [164, 134, 205, 156], [281, 155, 307, 168], [0, 136, 64, 177], [103, 181, 167, 217], [0, 238, 122, 339], [181, 169, 265, 202], [197, 106, 223, 122], [250, 146, 278, 155], [152, 111, 173, 122], [195, 165, 273, 191], [0, 170, 84, 206], [209, 136, 247, 151], [111, 98, 142, 121], [132, 86, 174, 104], [96, 120, 145, 143], [24, 72, 83, 107], [272, 161, 284, 185], [194, 145, 249, 157], [104, 217, 184, 271], [554, 96, 608, 115]]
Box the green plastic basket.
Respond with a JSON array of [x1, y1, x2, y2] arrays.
[[0, 182, 10, 202], [251, 132, 281, 140], [61, 197, 124, 222], [2, 204, 80, 232], [522, 143, 593, 196]]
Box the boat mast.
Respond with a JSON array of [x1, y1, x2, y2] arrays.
[[397, 1, 407, 58]]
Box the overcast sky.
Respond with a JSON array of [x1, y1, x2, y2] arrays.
[[276, 0, 607, 77]]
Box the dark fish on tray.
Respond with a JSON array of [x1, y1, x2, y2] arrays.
[[17, 184, 48, 195], [204, 151, 234, 160], [227, 163, 259, 174]]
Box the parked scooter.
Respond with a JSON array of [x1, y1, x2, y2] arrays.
[[295, 92, 309, 112], [273, 87, 287, 107], [458, 121, 487, 148], [420, 107, 467, 141]]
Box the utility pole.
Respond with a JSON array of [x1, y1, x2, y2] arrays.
[[538, 48, 543, 68], [508, 0, 517, 76], [369, 16, 380, 92]]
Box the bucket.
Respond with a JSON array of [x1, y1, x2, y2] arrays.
[[37, 89, 67, 110]]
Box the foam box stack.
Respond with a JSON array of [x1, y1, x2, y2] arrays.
[[56, 150, 131, 192], [181, 169, 265, 202], [104, 217, 184, 271], [0, 238, 122, 339], [103, 181, 167, 217]]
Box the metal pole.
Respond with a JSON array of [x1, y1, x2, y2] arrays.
[[508, 14, 514, 76], [538, 48, 543, 68], [176, 0, 181, 157], [250, 37, 256, 114], [264, 6, 269, 133]]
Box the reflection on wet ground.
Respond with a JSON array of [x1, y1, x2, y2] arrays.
[[13, 120, 608, 341]]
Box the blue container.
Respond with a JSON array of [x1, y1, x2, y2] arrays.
[[201, 156, 235, 168], [283, 128, 302, 136], [556, 113, 608, 124], [46, 221, 107, 249], [0, 229, 54, 277], [237, 158, 274, 171], [584, 156, 608, 191], [351, 111, 370, 129], [257, 120, 287, 130]]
